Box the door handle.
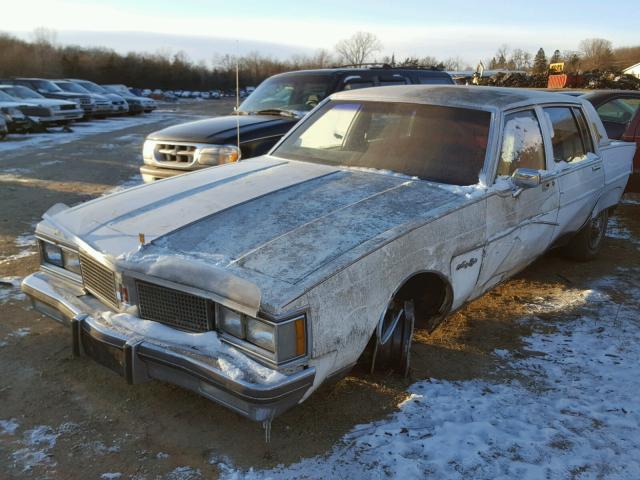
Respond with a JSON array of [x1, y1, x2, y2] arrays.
[[592, 165, 601, 171]]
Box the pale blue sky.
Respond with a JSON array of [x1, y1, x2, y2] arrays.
[[6, 0, 639, 66]]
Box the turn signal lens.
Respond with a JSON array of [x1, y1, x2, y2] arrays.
[[294, 318, 306, 356]]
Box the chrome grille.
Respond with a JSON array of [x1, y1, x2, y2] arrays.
[[155, 143, 198, 164], [136, 280, 213, 333], [79, 253, 118, 308]]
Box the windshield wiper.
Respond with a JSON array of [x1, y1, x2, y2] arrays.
[[253, 109, 301, 119]]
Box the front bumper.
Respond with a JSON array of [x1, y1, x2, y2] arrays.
[[140, 163, 201, 182], [7, 117, 31, 132], [21, 271, 315, 422], [34, 109, 84, 124]]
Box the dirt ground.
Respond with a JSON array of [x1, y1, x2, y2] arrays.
[[0, 100, 638, 479]]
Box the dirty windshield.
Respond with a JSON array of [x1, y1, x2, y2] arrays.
[[238, 74, 333, 117], [273, 100, 492, 185]]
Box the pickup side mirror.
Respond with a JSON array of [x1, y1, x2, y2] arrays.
[[512, 168, 541, 189]]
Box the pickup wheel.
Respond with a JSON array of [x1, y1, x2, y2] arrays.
[[563, 209, 608, 261]]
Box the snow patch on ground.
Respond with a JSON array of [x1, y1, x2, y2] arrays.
[[0, 112, 175, 155], [9, 327, 31, 338], [9, 422, 78, 473], [0, 276, 25, 304], [103, 173, 143, 195], [0, 249, 36, 266], [220, 276, 640, 479], [39, 160, 63, 167], [15, 233, 36, 248], [100, 473, 122, 480], [165, 466, 202, 480], [0, 418, 19, 435], [607, 215, 638, 245]]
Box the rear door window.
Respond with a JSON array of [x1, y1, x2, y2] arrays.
[[543, 107, 590, 163], [378, 75, 409, 86], [497, 110, 546, 176]]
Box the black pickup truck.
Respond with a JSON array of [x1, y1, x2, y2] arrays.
[[140, 66, 454, 182]]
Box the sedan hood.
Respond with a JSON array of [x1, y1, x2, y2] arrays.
[[147, 115, 297, 143], [0, 101, 29, 109], [21, 98, 75, 108], [41, 157, 471, 308]]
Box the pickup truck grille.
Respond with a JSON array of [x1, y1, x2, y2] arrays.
[[79, 97, 91, 105], [136, 280, 213, 332], [155, 143, 198, 165], [79, 253, 119, 309]]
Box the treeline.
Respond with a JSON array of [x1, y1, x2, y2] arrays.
[[487, 39, 640, 73], [0, 32, 333, 91], [1, 30, 639, 91]]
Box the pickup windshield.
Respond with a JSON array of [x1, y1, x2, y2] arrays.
[[238, 74, 332, 117], [273, 100, 492, 186]]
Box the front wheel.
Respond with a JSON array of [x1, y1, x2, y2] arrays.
[[372, 300, 415, 376], [563, 209, 608, 261]]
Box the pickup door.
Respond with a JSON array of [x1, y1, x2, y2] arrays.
[[541, 106, 604, 239]]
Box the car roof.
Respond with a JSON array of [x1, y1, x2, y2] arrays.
[[330, 85, 584, 111], [271, 68, 451, 78]]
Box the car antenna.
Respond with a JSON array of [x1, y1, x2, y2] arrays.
[[235, 40, 240, 151]]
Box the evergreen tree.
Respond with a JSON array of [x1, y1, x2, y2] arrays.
[[550, 49, 562, 64], [533, 48, 548, 74]]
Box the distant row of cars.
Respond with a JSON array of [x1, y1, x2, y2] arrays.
[[0, 78, 158, 139], [133, 87, 256, 101]]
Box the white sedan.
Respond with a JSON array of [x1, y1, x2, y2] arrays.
[[22, 86, 635, 425]]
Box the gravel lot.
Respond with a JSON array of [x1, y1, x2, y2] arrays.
[[1, 99, 639, 479]]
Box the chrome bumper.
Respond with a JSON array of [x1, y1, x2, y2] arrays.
[[33, 110, 84, 123], [140, 164, 200, 182], [21, 271, 315, 422]]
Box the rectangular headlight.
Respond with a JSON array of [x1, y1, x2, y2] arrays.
[[62, 251, 81, 275], [40, 240, 81, 275], [246, 318, 275, 352], [218, 306, 244, 338], [42, 242, 63, 267], [217, 305, 307, 363]]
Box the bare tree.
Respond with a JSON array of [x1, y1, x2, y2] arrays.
[[31, 27, 57, 46], [579, 38, 614, 70], [509, 48, 532, 70], [335, 32, 382, 66], [442, 57, 463, 71]]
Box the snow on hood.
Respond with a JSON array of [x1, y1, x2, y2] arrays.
[[40, 156, 480, 306]]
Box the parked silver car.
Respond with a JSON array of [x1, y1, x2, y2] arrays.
[[0, 85, 84, 126], [21, 86, 634, 424], [69, 79, 129, 115], [53, 80, 114, 118]]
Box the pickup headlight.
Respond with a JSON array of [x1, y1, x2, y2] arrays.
[[40, 240, 81, 275], [196, 145, 240, 166], [217, 306, 306, 362]]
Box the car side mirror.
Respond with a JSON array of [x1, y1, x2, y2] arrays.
[[511, 168, 541, 197]]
